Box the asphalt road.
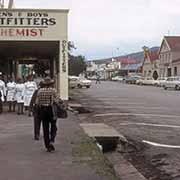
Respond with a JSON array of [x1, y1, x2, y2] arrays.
[[73, 81, 180, 180]]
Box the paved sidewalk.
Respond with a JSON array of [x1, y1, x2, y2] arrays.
[[0, 111, 118, 180]]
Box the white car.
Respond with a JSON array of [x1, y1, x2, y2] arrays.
[[163, 77, 180, 90], [111, 76, 124, 82], [68, 76, 79, 89], [78, 78, 92, 88], [155, 77, 167, 87], [137, 77, 156, 85], [136, 77, 144, 85]]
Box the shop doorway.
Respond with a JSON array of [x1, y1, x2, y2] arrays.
[[0, 41, 59, 83]]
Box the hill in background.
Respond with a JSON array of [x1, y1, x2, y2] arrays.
[[119, 46, 159, 62], [88, 47, 159, 64]]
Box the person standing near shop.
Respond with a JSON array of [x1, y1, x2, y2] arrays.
[[0, 73, 6, 114], [15, 78, 25, 115], [24, 75, 37, 116], [6, 76, 16, 112], [36, 77, 58, 152]]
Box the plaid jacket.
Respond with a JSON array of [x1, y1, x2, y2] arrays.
[[35, 87, 58, 106]]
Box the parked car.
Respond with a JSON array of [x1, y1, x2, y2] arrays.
[[136, 77, 156, 85], [68, 76, 79, 89], [77, 78, 92, 88], [163, 77, 180, 90], [125, 76, 141, 84], [154, 77, 167, 87], [111, 76, 124, 82], [136, 77, 144, 85], [143, 77, 157, 85]]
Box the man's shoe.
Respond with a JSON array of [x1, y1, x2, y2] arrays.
[[47, 144, 55, 152], [34, 136, 39, 141]]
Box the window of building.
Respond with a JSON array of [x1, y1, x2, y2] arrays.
[[167, 68, 171, 77], [174, 67, 177, 76]]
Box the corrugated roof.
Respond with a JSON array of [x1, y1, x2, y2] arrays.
[[121, 63, 142, 70], [165, 36, 180, 51], [115, 57, 138, 64]]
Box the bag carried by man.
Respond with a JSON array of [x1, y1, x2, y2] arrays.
[[53, 99, 68, 119]]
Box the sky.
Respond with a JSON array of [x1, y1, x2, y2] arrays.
[[7, 0, 180, 60]]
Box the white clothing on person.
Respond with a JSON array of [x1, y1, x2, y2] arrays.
[[24, 81, 37, 106], [0, 80, 6, 102], [6, 81, 16, 102], [15, 83, 25, 103]]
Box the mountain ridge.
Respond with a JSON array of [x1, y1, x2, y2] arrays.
[[87, 46, 159, 64]]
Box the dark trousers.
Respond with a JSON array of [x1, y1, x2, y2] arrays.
[[96, 79, 101, 84], [34, 116, 41, 138], [8, 101, 16, 112], [17, 103, 24, 114], [39, 106, 57, 149]]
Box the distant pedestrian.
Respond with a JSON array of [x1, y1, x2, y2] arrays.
[[6, 76, 16, 112], [0, 73, 6, 114], [36, 77, 58, 152], [24, 75, 38, 116], [15, 78, 25, 115], [30, 81, 43, 141], [96, 74, 101, 84]]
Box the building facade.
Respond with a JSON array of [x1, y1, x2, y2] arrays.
[[159, 36, 180, 77], [0, 8, 69, 100]]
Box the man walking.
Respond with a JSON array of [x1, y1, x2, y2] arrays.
[[95, 74, 101, 84], [35, 77, 58, 152]]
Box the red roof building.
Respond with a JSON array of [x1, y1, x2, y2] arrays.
[[159, 36, 180, 77]]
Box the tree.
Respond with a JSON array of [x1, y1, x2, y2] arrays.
[[68, 41, 87, 76], [69, 55, 86, 76]]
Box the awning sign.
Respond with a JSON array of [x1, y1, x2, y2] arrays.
[[0, 10, 67, 40]]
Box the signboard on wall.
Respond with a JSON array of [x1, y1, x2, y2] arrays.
[[0, 9, 68, 40]]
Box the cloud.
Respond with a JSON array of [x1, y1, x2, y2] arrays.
[[8, 0, 180, 59], [15, 0, 72, 9]]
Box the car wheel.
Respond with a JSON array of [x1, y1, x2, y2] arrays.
[[78, 84, 82, 88], [164, 86, 167, 90], [86, 85, 90, 88]]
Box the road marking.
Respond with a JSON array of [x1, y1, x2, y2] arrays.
[[104, 106, 169, 110], [143, 140, 180, 148], [119, 122, 180, 128], [94, 113, 180, 118], [104, 102, 147, 105]]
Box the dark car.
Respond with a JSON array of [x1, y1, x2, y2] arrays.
[[125, 76, 141, 84]]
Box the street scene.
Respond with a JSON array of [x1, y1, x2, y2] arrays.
[[1, 0, 180, 180], [71, 81, 180, 180]]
